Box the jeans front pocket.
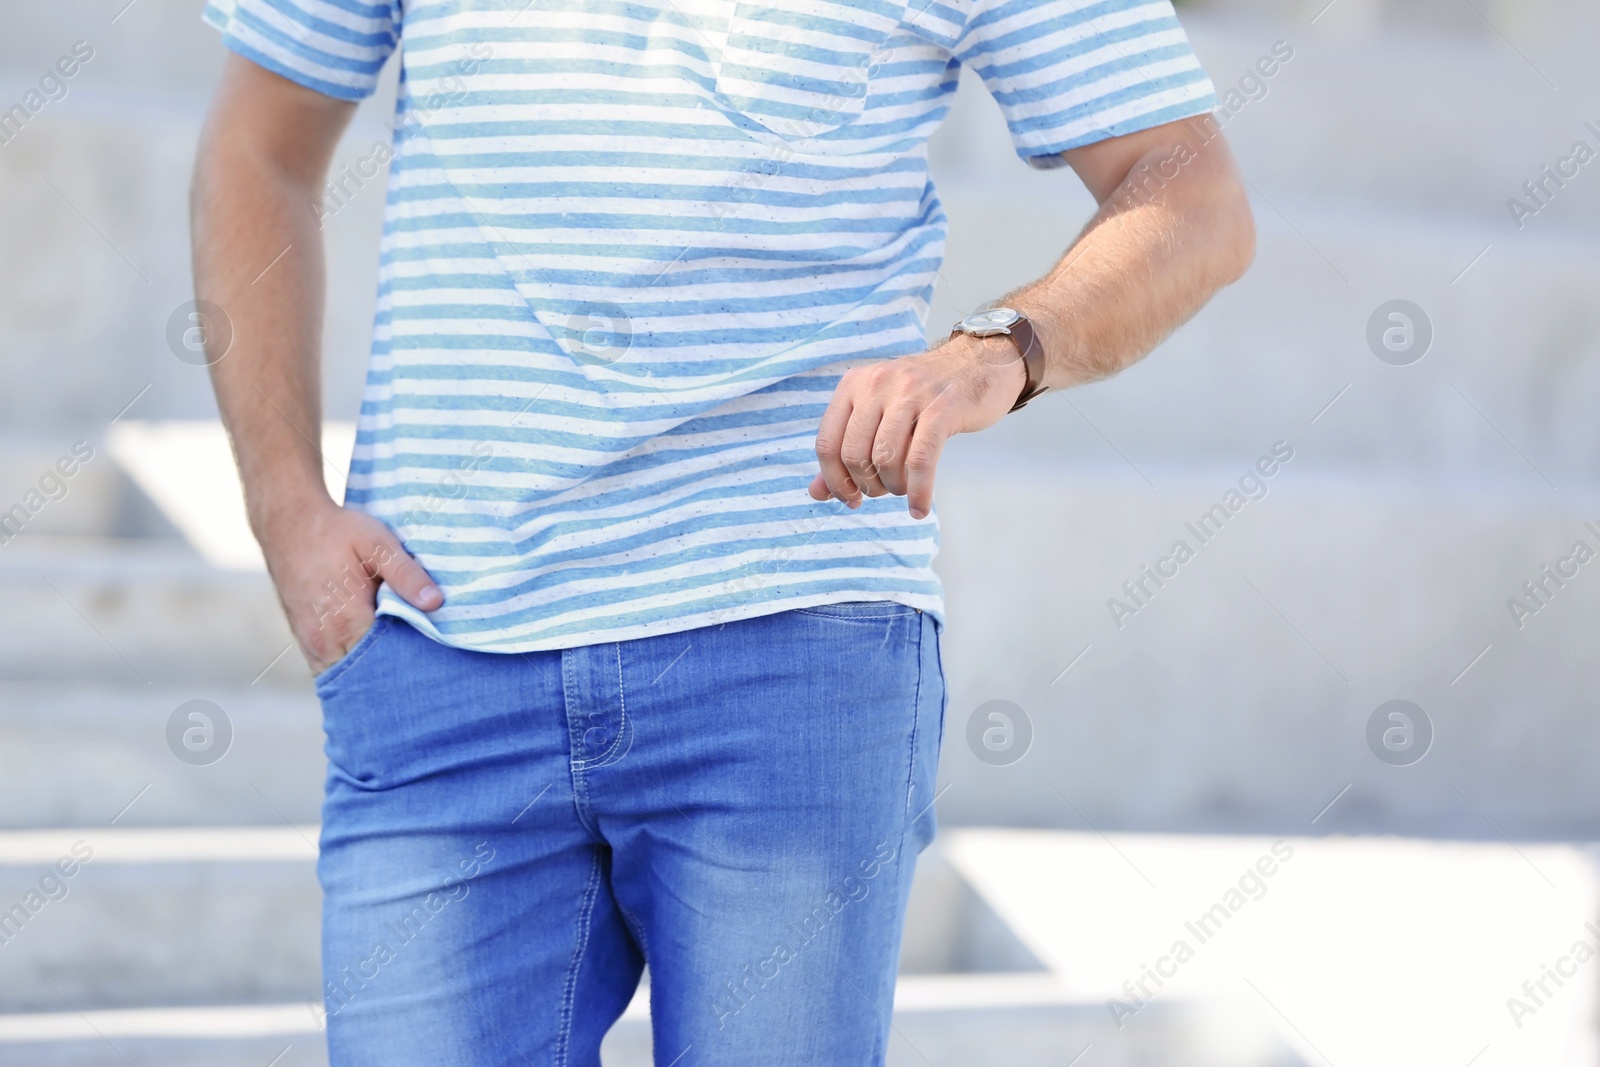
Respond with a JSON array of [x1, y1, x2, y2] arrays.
[[313, 615, 392, 694]]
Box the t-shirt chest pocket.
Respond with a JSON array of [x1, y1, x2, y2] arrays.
[[710, 0, 908, 143]]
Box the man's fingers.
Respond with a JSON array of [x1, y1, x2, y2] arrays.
[[904, 412, 953, 520], [312, 603, 378, 671], [371, 531, 444, 611], [839, 395, 889, 498], [870, 404, 917, 497], [814, 384, 862, 507]]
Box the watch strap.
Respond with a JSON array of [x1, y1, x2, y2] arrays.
[[1005, 315, 1048, 412], [952, 311, 1048, 412]]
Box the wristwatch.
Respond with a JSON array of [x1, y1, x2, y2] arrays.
[[950, 306, 1048, 411]]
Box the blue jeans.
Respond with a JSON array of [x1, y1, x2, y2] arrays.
[[314, 602, 946, 1066]]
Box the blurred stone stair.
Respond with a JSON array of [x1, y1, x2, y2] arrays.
[[919, 1, 1600, 850], [0, 457, 1289, 1062], [0, 684, 323, 828], [0, 543, 303, 687], [0, 819, 1301, 1067], [1, 0, 1597, 1064]]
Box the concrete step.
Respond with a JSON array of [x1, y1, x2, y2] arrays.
[[0, 987, 1298, 1067], [1183, 12, 1600, 228], [1184, 0, 1596, 46], [0, 435, 176, 540], [936, 829, 1600, 1067], [0, 1022, 329, 1067], [0, 834, 1035, 1014], [0, 539, 305, 686], [32, 824, 1593, 1066], [0, 100, 391, 437], [607, 990, 1298, 1067], [7, 456, 1600, 839], [933, 457, 1600, 840], [0, 829, 320, 1013], [0, 684, 323, 829], [12, 824, 1250, 1064], [10, 825, 1594, 1065]]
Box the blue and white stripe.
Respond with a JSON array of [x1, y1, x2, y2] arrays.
[[204, 0, 1217, 652]]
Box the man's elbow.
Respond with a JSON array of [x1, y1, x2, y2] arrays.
[[1182, 128, 1255, 286], [1214, 175, 1256, 286]]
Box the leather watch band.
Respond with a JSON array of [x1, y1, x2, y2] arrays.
[[1004, 316, 1048, 412], [951, 311, 1048, 412]]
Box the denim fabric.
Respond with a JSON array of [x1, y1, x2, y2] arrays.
[[314, 602, 946, 1066]]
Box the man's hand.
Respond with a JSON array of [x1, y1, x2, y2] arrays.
[[809, 336, 1026, 520], [810, 115, 1254, 521], [260, 499, 443, 675]]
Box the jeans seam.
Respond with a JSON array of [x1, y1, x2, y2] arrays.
[[870, 607, 934, 1067], [556, 848, 604, 1067], [617, 900, 651, 968], [614, 642, 627, 725], [865, 615, 925, 1067], [793, 608, 918, 621], [902, 613, 926, 825]]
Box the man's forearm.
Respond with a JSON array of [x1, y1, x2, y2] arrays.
[[809, 116, 1253, 515], [1010, 116, 1256, 393], [187, 60, 443, 669], [190, 67, 349, 542]]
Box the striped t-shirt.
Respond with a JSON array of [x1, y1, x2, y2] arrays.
[[204, 0, 1218, 653]]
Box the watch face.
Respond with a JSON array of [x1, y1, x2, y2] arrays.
[[960, 306, 1021, 336]]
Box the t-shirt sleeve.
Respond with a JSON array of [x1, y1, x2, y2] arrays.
[[202, 0, 400, 101], [953, 0, 1220, 169]]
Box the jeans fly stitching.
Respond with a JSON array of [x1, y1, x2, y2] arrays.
[[562, 650, 604, 842], [569, 644, 634, 772], [556, 848, 604, 1067]]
